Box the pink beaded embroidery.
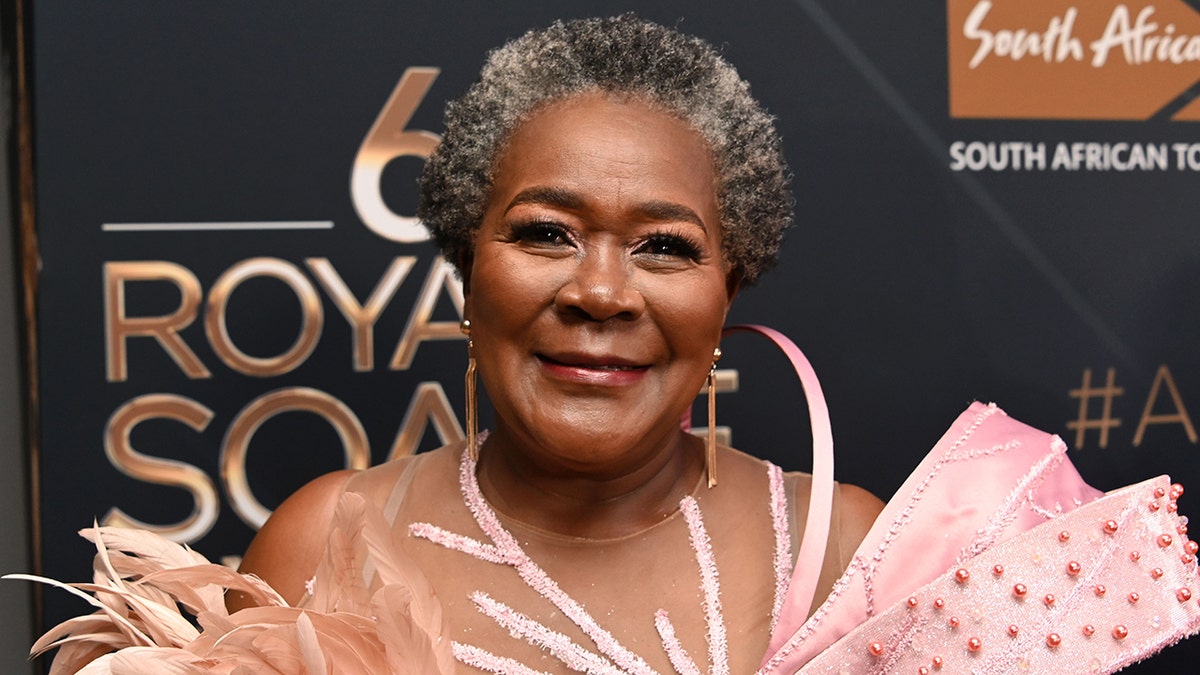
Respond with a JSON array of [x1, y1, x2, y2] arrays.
[[409, 447, 792, 674]]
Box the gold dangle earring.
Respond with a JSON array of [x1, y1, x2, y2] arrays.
[[461, 319, 478, 461], [707, 347, 722, 488]]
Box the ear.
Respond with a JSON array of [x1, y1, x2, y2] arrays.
[[724, 270, 742, 307], [457, 249, 474, 297]]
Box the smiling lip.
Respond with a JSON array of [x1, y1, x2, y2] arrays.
[[537, 353, 650, 386]]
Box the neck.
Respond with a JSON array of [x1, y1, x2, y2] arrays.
[[474, 427, 706, 540]]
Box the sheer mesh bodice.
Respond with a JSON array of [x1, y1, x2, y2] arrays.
[[336, 443, 847, 674]]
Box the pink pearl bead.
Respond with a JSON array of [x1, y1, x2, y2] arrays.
[[1104, 519, 1119, 534], [1128, 591, 1141, 604], [1044, 594, 1056, 607], [1046, 633, 1062, 648], [1083, 624, 1096, 637], [949, 616, 960, 628], [919, 668, 930, 675], [1013, 583, 1028, 597], [1178, 588, 1193, 602], [1151, 567, 1164, 579], [992, 564, 1005, 576], [907, 595, 919, 608], [1130, 550, 1142, 562], [1150, 500, 1161, 512], [1008, 624, 1020, 637], [1155, 487, 1167, 498], [1058, 530, 1071, 542], [1112, 624, 1129, 640], [933, 597, 945, 609], [1186, 540, 1199, 555], [1094, 584, 1107, 597], [967, 637, 982, 652], [1179, 524, 1189, 535], [1169, 502, 1179, 513], [932, 655, 944, 668], [868, 641, 884, 657], [1170, 483, 1184, 499], [1066, 561, 1081, 576], [1183, 554, 1196, 565], [1159, 534, 1174, 548], [955, 568, 970, 584]]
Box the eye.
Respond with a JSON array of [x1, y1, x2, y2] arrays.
[[509, 221, 572, 247], [635, 232, 703, 261]]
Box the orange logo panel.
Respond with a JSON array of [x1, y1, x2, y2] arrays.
[[948, 0, 1200, 120]]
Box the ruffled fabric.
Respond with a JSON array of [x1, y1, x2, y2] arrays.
[[763, 402, 1106, 670], [795, 476, 1200, 673], [761, 403, 1200, 674], [6, 492, 453, 675]]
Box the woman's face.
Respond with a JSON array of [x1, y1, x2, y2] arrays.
[[465, 93, 735, 476]]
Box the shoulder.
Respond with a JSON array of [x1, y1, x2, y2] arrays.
[[233, 445, 462, 610], [346, 442, 462, 504], [775, 467, 883, 610], [232, 468, 358, 610], [771, 463, 883, 564], [252, 467, 360, 552]]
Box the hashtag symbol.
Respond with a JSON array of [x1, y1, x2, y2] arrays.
[[1066, 368, 1123, 449]]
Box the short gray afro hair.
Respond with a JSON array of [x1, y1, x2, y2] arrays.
[[418, 14, 793, 285]]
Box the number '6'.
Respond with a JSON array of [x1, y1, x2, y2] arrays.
[[350, 67, 441, 243]]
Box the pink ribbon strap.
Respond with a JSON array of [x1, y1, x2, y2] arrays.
[[722, 325, 835, 626]]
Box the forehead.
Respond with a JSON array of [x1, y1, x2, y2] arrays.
[[488, 93, 719, 211]]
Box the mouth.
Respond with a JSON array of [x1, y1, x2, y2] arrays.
[[537, 353, 648, 370], [536, 352, 650, 384]]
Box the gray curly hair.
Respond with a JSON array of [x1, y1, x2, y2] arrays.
[[418, 14, 793, 285]]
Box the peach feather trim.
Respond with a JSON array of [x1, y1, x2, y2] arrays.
[[6, 492, 454, 674]]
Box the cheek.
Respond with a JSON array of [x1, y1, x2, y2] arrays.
[[466, 250, 564, 361], [645, 275, 730, 358]]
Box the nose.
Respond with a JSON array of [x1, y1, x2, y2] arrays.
[[554, 248, 645, 322]]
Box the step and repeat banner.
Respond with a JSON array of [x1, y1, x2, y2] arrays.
[[27, 0, 1199, 669]]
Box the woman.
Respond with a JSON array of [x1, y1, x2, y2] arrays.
[[237, 13, 884, 674], [20, 14, 1199, 675]]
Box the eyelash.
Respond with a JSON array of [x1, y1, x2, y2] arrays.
[[636, 230, 704, 261], [507, 222, 704, 261], [509, 221, 572, 246]]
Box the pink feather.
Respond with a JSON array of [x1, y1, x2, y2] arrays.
[[11, 491, 454, 673]]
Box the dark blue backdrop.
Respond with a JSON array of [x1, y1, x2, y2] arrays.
[[24, 0, 1200, 670]]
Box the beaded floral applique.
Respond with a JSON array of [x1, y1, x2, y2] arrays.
[[409, 448, 792, 675]]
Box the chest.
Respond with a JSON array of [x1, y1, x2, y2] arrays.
[[402, 501, 781, 674]]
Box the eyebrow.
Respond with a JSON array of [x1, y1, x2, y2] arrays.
[[634, 200, 708, 233], [504, 186, 586, 213], [504, 187, 708, 233]]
